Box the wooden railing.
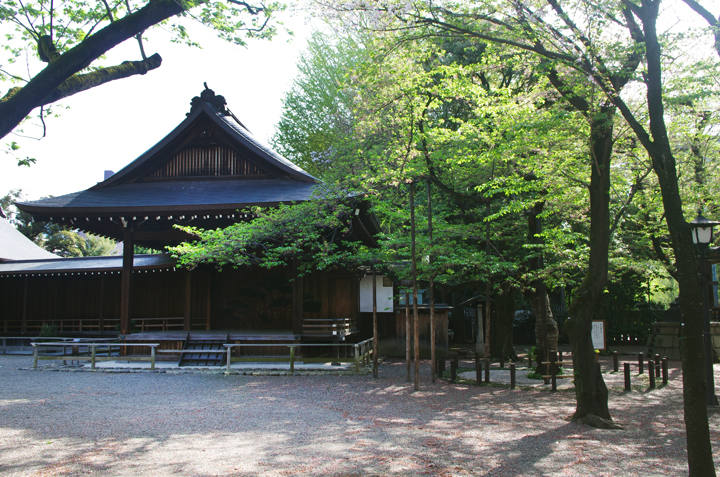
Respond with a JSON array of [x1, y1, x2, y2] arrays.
[[133, 317, 185, 332], [2, 316, 208, 334], [223, 338, 373, 373], [2, 319, 121, 333], [32, 342, 160, 370], [28, 338, 376, 374], [302, 318, 358, 337], [2, 336, 116, 354]]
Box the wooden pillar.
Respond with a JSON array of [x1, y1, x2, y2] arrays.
[[21, 276, 28, 334], [184, 270, 192, 331], [319, 272, 328, 320], [410, 181, 420, 392], [405, 292, 411, 382], [205, 273, 212, 330], [372, 267, 378, 378], [292, 260, 303, 335], [99, 275, 105, 332], [427, 180, 436, 383], [119, 225, 134, 336]]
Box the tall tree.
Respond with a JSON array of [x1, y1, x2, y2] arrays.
[[322, 0, 645, 424], [333, 0, 719, 468]]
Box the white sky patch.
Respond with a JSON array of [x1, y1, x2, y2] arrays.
[[1, 9, 317, 200]]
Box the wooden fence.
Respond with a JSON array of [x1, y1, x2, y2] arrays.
[[32, 342, 159, 370], [224, 338, 374, 373]]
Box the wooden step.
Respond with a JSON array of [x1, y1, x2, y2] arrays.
[[179, 336, 227, 367]]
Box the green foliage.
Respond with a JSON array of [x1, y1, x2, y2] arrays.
[[170, 189, 378, 276], [38, 323, 58, 337]]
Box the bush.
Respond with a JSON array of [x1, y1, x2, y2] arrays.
[[39, 323, 58, 337]]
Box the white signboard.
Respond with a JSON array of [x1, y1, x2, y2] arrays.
[[591, 320, 606, 350], [359, 275, 394, 313]]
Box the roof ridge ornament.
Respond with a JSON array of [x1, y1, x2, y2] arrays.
[[188, 83, 228, 116]]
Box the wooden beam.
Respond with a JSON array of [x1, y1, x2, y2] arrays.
[[320, 271, 328, 320], [184, 270, 192, 331], [119, 226, 134, 335], [292, 260, 303, 335], [99, 275, 105, 332], [372, 267, 378, 379], [206, 272, 211, 330], [21, 276, 28, 334]]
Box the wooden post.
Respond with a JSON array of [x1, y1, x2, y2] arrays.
[[405, 292, 411, 383], [91, 345, 96, 370], [638, 352, 644, 374], [484, 288, 491, 384], [355, 344, 360, 373], [624, 362, 631, 391], [32, 344, 38, 369], [99, 275, 105, 331], [648, 360, 656, 389], [475, 352, 481, 383], [226, 346, 232, 373], [613, 351, 619, 372], [372, 267, 378, 379], [21, 276, 28, 334], [427, 181, 436, 383], [184, 271, 192, 331], [662, 357, 668, 385], [410, 181, 420, 392], [150, 346, 155, 371], [510, 363, 516, 389], [291, 260, 303, 336], [654, 354, 661, 378], [290, 346, 295, 375], [206, 273, 212, 330], [550, 351, 557, 391], [119, 225, 134, 336]]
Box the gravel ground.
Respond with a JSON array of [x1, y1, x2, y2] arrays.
[[1, 354, 719, 476]]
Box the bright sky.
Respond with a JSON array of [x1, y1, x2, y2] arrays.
[[0, 9, 316, 201]]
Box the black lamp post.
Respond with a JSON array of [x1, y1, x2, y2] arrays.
[[689, 212, 720, 407]]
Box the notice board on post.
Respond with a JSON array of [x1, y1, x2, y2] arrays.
[[591, 320, 606, 350]]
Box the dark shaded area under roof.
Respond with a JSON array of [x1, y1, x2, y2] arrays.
[[0, 254, 176, 276]]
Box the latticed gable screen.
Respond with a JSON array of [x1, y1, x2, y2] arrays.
[[149, 145, 267, 178]]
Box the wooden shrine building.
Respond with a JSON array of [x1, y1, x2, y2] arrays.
[[0, 88, 382, 354]]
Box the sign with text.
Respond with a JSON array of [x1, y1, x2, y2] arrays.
[[591, 320, 606, 350]]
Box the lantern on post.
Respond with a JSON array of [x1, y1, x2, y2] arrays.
[[688, 211, 720, 407]]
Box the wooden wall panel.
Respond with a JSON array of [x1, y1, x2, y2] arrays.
[[210, 266, 293, 331]]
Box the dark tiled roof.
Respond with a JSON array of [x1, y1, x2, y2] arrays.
[[0, 254, 176, 276], [18, 179, 318, 215], [95, 102, 317, 189], [217, 112, 315, 181], [0, 217, 58, 261]]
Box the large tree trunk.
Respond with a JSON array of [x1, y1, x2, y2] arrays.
[[608, 3, 716, 473], [567, 109, 614, 422], [525, 202, 558, 372], [492, 282, 519, 362], [645, 20, 714, 474]]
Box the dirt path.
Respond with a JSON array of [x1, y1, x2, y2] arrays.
[[1, 355, 718, 476]]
